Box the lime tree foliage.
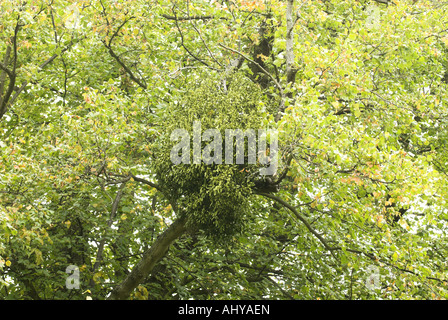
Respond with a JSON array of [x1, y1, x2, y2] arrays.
[[0, 0, 448, 300]]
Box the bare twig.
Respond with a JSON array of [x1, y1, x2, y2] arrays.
[[90, 183, 127, 288], [173, 11, 219, 71], [102, 16, 149, 89], [161, 14, 227, 21], [191, 22, 223, 68], [218, 43, 284, 99], [255, 192, 337, 252]]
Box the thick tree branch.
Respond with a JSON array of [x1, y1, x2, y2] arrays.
[[104, 45, 148, 89], [5, 81, 27, 112], [107, 216, 187, 300], [273, 152, 294, 185], [102, 17, 149, 89], [0, 60, 13, 80], [0, 46, 11, 103], [285, 0, 297, 85], [129, 174, 161, 192], [276, 0, 298, 122], [0, 34, 84, 121], [0, 19, 21, 118]]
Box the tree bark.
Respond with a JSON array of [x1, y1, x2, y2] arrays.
[[285, 0, 297, 85], [107, 216, 187, 300], [276, 0, 297, 122]]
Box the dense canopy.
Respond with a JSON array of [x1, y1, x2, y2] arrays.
[[1, 0, 448, 300]]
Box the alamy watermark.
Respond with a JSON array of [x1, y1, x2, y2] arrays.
[[170, 121, 278, 176], [365, 265, 380, 291], [365, 4, 381, 30], [66, 264, 80, 289], [64, 4, 80, 30]]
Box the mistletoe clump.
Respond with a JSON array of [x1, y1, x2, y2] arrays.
[[153, 73, 269, 240]]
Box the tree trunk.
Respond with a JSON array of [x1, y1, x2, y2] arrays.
[[276, 0, 297, 122], [285, 0, 297, 85], [107, 216, 187, 300]]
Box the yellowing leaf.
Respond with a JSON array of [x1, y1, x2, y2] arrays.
[[392, 252, 398, 261], [93, 272, 102, 283]]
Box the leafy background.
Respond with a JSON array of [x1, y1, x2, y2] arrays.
[[0, 0, 447, 300]]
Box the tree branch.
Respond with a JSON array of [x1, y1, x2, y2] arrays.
[[0, 35, 84, 121], [0, 19, 21, 118], [285, 0, 297, 84], [173, 11, 219, 71], [107, 216, 187, 299], [255, 192, 337, 252], [218, 43, 284, 99], [6, 81, 27, 110], [276, 0, 297, 122], [129, 174, 161, 191], [257, 192, 446, 284], [161, 14, 226, 21], [0, 46, 11, 102], [191, 22, 223, 68], [102, 17, 149, 89], [90, 183, 126, 288]]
